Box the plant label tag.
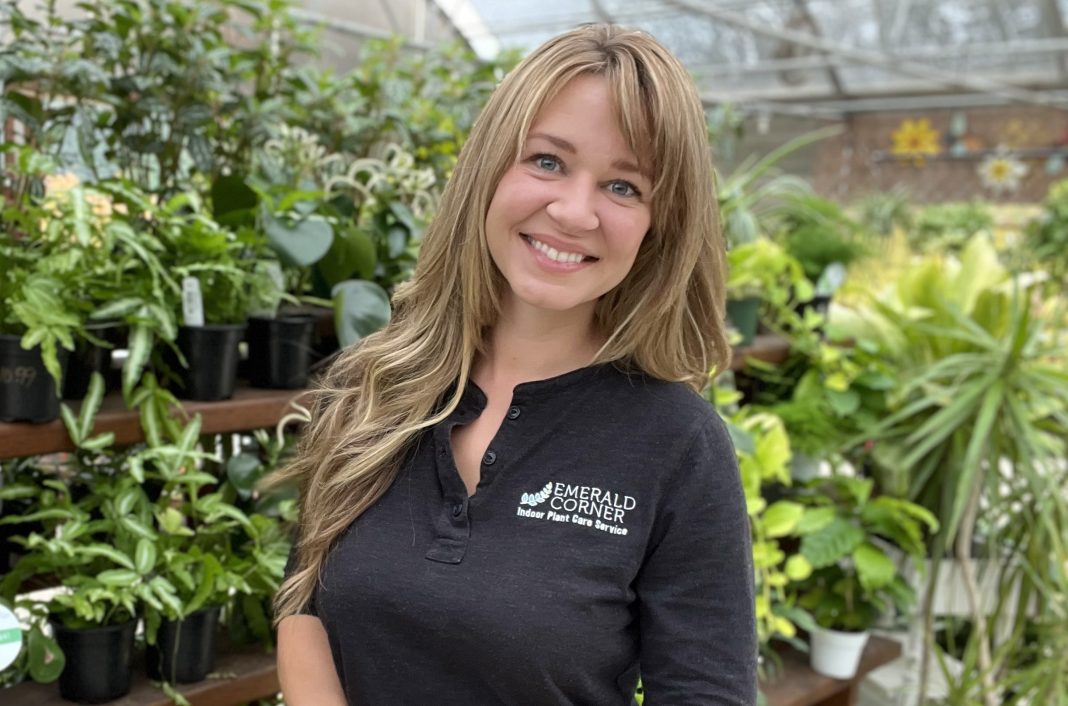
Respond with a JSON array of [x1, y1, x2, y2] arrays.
[[182, 276, 205, 327], [0, 603, 22, 671], [816, 262, 847, 297]]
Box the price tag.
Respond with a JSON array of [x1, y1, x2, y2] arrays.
[[0, 603, 22, 672], [182, 276, 205, 327]]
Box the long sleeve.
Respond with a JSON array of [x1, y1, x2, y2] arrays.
[[634, 415, 758, 705]]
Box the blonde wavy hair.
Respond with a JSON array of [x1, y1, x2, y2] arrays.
[[272, 23, 730, 622]]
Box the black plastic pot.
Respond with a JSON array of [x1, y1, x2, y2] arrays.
[[146, 606, 221, 684], [62, 324, 124, 400], [795, 293, 832, 319], [171, 324, 246, 401], [726, 297, 761, 347], [246, 315, 315, 389], [51, 619, 136, 703], [0, 334, 69, 423]]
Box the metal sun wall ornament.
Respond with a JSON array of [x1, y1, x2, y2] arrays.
[[890, 118, 942, 166]]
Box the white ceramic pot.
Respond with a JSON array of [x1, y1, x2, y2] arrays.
[[809, 625, 870, 679]]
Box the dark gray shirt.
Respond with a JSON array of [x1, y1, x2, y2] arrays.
[[302, 362, 757, 705]]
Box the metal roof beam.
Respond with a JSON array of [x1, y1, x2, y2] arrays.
[[1043, 0, 1068, 80], [665, 0, 1068, 110], [707, 69, 1067, 105], [692, 37, 1068, 78]]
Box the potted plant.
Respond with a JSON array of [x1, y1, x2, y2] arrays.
[[726, 239, 812, 345], [152, 191, 257, 401], [0, 376, 154, 701], [0, 485, 146, 703], [773, 192, 867, 313], [0, 153, 89, 420], [831, 235, 1068, 702], [131, 414, 289, 683], [789, 475, 937, 679]]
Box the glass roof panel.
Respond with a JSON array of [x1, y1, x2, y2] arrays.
[[458, 0, 1068, 111]]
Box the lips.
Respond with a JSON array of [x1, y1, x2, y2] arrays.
[[520, 233, 599, 261]]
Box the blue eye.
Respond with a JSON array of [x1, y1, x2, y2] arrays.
[[533, 154, 561, 172], [609, 181, 640, 198]]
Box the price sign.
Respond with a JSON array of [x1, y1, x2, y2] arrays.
[[0, 603, 22, 671]]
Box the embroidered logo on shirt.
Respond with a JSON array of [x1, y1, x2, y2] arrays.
[[516, 482, 636, 536], [520, 483, 553, 507]]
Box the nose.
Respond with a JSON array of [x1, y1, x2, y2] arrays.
[[545, 178, 599, 233]]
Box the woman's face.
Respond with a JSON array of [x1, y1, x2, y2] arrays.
[[484, 74, 653, 321]]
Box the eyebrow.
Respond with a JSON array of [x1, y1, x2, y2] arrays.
[[527, 131, 647, 177]]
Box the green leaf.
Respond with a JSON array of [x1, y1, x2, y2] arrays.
[[60, 404, 81, 445], [226, 453, 261, 497], [79, 432, 115, 451], [263, 210, 333, 267], [785, 554, 813, 581], [157, 507, 187, 535], [78, 372, 106, 441], [800, 517, 865, 568], [853, 541, 896, 591], [762, 501, 804, 538], [96, 569, 140, 586], [332, 279, 391, 349], [317, 225, 376, 286], [825, 388, 860, 416], [80, 545, 135, 570], [796, 506, 836, 535], [91, 297, 143, 321], [27, 627, 65, 683], [123, 325, 152, 400], [134, 538, 157, 575]]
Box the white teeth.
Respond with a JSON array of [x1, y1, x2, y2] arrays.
[[527, 236, 588, 264]]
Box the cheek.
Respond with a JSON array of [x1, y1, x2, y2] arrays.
[[604, 209, 652, 261], [487, 169, 543, 226]]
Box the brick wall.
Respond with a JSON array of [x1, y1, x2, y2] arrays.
[[811, 105, 1068, 204]]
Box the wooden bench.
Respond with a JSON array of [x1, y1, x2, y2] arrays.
[[763, 635, 902, 706]]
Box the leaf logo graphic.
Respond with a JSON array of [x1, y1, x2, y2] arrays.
[[520, 482, 553, 507]]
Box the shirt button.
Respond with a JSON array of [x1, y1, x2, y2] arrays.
[[452, 502, 464, 517], [482, 450, 497, 465], [507, 406, 521, 420]]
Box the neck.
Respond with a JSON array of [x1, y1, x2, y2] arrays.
[[474, 297, 604, 388]]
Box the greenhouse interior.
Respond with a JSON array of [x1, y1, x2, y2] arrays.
[[1, 0, 1066, 704]]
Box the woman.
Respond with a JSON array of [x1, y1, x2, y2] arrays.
[[275, 23, 757, 705]]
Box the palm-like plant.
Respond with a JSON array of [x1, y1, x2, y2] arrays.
[[831, 235, 1068, 705]]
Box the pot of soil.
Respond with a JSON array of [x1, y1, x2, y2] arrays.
[[0, 334, 69, 423], [726, 297, 761, 347], [51, 619, 136, 703], [169, 324, 246, 401], [246, 315, 315, 389], [62, 323, 125, 400], [146, 605, 221, 684]]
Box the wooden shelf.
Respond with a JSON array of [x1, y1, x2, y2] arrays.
[[0, 338, 789, 461], [732, 334, 791, 370], [0, 386, 310, 461], [6, 635, 898, 706], [7, 646, 278, 706], [762, 635, 902, 706]]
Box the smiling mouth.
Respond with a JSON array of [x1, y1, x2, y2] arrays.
[[521, 234, 599, 264]]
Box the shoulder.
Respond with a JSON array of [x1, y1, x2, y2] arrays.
[[597, 362, 725, 437]]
